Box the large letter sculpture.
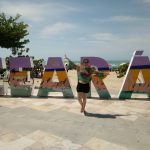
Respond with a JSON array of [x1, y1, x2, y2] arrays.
[[119, 51, 150, 99], [9, 57, 33, 97], [81, 57, 111, 99], [37, 57, 74, 97], [0, 58, 6, 95]]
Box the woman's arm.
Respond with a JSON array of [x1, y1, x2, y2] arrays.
[[91, 67, 109, 79]]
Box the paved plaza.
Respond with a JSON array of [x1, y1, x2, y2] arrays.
[[0, 96, 150, 150]]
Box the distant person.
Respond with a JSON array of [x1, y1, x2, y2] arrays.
[[65, 63, 69, 72]]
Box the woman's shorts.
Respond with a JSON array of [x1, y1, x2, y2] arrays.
[[76, 82, 90, 93]]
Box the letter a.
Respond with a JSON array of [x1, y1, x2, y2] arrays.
[[37, 57, 74, 98], [119, 50, 150, 99]]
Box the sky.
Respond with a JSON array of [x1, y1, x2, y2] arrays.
[[0, 0, 150, 61]]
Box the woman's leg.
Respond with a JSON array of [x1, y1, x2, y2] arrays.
[[82, 93, 87, 112], [77, 92, 84, 112]]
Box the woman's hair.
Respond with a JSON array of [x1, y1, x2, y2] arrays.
[[82, 58, 89, 64]]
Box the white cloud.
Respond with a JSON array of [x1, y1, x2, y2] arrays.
[[0, 2, 45, 21], [79, 32, 119, 43], [91, 33, 119, 41], [141, 0, 150, 3], [110, 16, 141, 22], [40, 22, 76, 37], [76, 31, 150, 61], [79, 32, 150, 54], [94, 16, 150, 23], [0, 1, 79, 22]]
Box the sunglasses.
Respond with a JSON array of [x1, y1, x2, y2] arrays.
[[83, 61, 89, 63]]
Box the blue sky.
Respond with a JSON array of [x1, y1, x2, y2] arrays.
[[0, 0, 150, 61]]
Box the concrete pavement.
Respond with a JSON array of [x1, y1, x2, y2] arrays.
[[0, 97, 150, 150]]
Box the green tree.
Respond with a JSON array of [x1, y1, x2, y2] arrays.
[[31, 58, 45, 78], [0, 13, 30, 56]]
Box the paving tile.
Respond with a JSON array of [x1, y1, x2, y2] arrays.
[[23, 142, 48, 150], [0, 132, 21, 143], [24, 142, 70, 150], [118, 114, 138, 121], [78, 146, 93, 150], [0, 130, 10, 136], [84, 137, 129, 150], [0, 137, 35, 150], [32, 101, 49, 106], [27, 130, 51, 141], [61, 105, 83, 115], [27, 104, 62, 112], [0, 106, 11, 114], [0, 99, 27, 109], [27, 130, 81, 150]]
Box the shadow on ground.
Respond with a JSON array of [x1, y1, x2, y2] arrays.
[[84, 111, 126, 119]]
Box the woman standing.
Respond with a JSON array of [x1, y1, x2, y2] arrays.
[[65, 55, 108, 113]]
